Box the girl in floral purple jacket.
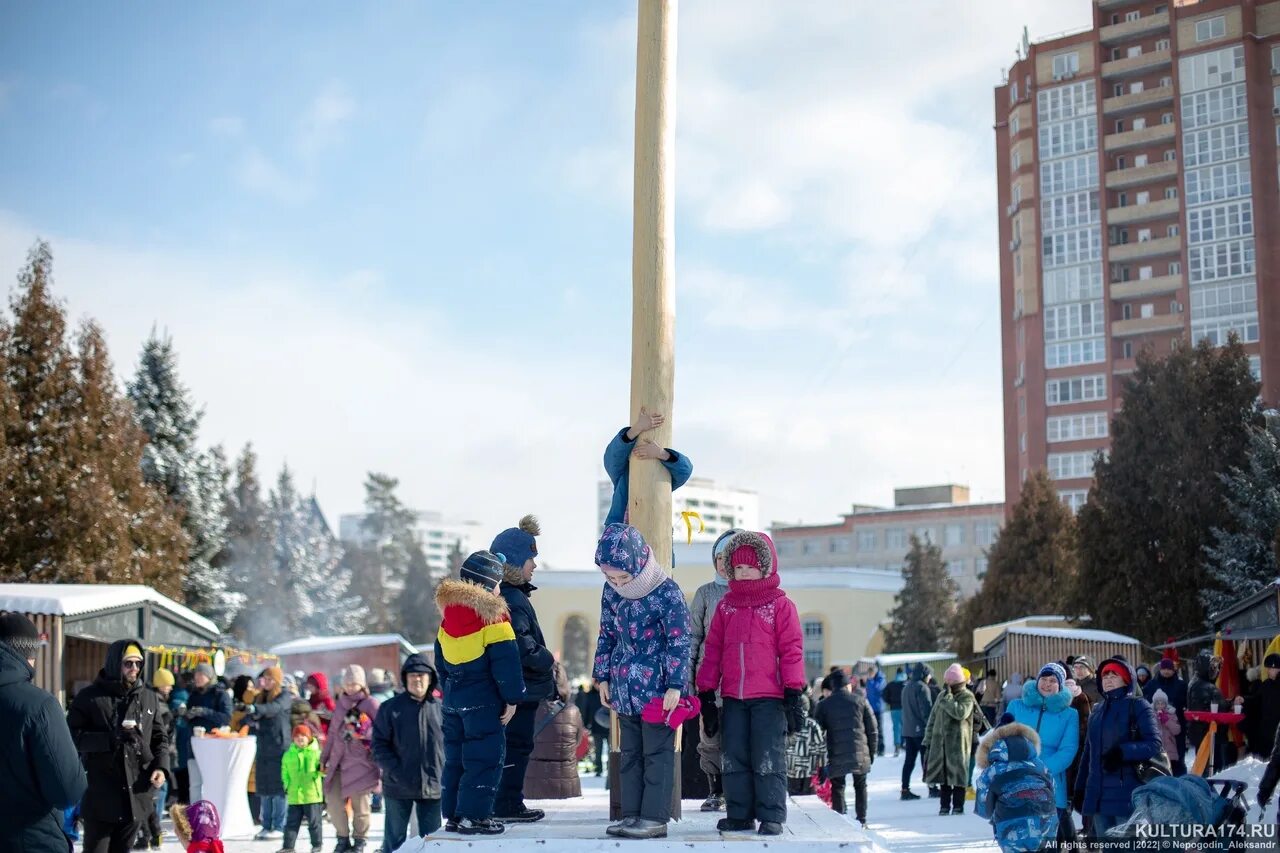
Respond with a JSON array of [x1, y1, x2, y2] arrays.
[[593, 523, 692, 840]]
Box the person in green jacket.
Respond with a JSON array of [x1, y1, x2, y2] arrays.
[[923, 664, 978, 816], [280, 724, 324, 853]]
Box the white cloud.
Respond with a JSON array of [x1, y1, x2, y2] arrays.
[[300, 81, 356, 158], [235, 148, 313, 204]]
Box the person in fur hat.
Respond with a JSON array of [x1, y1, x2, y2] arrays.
[[696, 530, 806, 836], [594, 523, 693, 840], [975, 714, 1058, 852], [488, 514, 554, 824], [433, 551, 526, 836], [248, 667, 294, 840]]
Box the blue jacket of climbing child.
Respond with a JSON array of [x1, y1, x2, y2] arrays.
[[602, 427, 693, 527], [975, 719, 1059, 853], [1005, 677, 1079, 809]]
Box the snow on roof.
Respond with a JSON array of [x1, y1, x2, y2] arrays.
[[270, 634, 417, 656], [0, 583, 219, 636], [1004, 626, 1140, 645], [868, 652, 956, 667]]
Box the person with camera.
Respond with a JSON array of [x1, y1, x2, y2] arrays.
[[67, 639, 170, 853]]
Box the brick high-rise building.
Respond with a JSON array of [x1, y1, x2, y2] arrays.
[[996, 0, 1280, 510]]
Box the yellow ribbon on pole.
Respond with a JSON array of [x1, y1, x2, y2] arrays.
[[680, 511, 704, 545]]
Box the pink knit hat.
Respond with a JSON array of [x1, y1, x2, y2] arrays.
[[943, 663, 966, 685]]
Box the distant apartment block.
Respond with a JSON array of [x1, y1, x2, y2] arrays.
[[769, 485, 1004, 597], [996, 0, 1280, 510], [598, 476, 760, 545], [339, 510, 483, 576]]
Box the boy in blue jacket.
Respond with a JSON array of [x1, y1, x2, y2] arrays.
[[975, 715, 1058, 852], [602, 409, 693, 527], [433, 551, 526, 836]]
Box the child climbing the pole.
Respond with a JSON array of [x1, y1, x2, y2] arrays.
[[602, 408, 693, 527], [433, 551, 526, 836], [594, 523, 693, 840], [696, 530, 806, 836]]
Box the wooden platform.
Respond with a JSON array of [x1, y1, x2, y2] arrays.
[[396, 784, 886, 853]]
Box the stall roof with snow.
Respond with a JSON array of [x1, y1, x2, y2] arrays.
[[270, 634, 418, 656], [983, 624, 1142, 679]]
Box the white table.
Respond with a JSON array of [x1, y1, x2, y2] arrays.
[[190, 736, 257, 839]]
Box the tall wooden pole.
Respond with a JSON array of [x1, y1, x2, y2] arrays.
[[610, 0, 679, 822]]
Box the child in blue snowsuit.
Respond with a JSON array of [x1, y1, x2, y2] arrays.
[[975, 715, 1058, 852], [602, 409, 693, 527], [433, 551, 526, 836]]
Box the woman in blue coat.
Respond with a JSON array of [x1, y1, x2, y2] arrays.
[[1005, 663, 1079, 843], [1073, 656, 1161, 840]]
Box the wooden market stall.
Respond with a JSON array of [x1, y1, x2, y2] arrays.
[[0, 583, 222, 705], [1208, 579, 1280, 671], [270, 634, 418, 687], [983, 625, 1143, 680]]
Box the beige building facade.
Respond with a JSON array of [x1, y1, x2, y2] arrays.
[[530, 550, 902, 685]]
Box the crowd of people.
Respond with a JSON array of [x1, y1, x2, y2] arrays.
[[12, 413, 1280, 853]]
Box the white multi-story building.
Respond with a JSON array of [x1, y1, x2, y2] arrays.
[[596, 476, 759, 545], [339, 510, 484, 576]]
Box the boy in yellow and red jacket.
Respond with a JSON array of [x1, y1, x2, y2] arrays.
[[433, 551, 525, 836]]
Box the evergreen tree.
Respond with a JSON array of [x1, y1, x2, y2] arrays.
[[952, 470, 1078, 657], [0, 242, 187, 587], [342, 543, 389, 632], [397, 541, 438, 643], [128, 334, 236, 624], [1072, 338, 1260, 642], [884, 535, 959, 653], [360, 472, 417, 591], [342, 472, 419, 632], [264, 466, 363, 646], [221, 444, 275, 640], [1203, 413, 1280, 615]]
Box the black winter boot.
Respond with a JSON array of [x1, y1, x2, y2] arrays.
[[332, 838, 351, 853]]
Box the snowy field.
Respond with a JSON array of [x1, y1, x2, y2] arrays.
[[144, 756, 1007, 853]]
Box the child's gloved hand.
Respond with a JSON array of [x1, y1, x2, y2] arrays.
[[784, 689, 804, 734]]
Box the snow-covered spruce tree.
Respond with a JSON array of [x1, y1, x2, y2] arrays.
[[268, 466, 363, 644], [220, 444, 275, 641], [127, 334, 237, 624], [1203, 413, 1280, 615]]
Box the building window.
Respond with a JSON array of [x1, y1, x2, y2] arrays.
[[1195, 16, 1226, 43], [1123, 341, 1133, 358], [885, 528, 907, 550], [1059, 490, 1089, 513], [1272, 46, 1280, 73], [1157, 39, 1170, 52], [1170, 261, 1182, 275], [856, 529, 878, 552], [1044, 301, 1105, 342], [1185, 162, 1251, 207], [1165, 187, 1178, 200], [1047, 411, 1109, 443], [948, 559, 965, 578], [1187, 201, 1254, 245], [1053, 52, 1080, 79], [1048, 451, 1096, 480], [802, 619, 824, 679], [1037, 80, 1097, 124], [1011, 114, 1020, 136], [974, 557, 990, 579], [1044, 266, 1103, 304], [945, 524, 965, 547], [1019, 431, 1027, 453], [1046, 374, 1107, 405], [974, 522, 999, 547], [913, 527, 937, 544], [1161, 112, 1173, 125], [1018, 395, 1026, 416], [1182, 124, 1250, 169], [1125, 10, 1141, 23], [1123, 304, 1132, 320], [1188, 238, 1256, 284], [830, 537, 851, 554], [1168, 224, 1179, 238]]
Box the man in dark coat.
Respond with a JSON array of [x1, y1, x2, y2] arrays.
[[0, 612, 87, 853], [1245, 654, 1280, 760], [68, 638, 169, 853], [372, 653, 444, 852], [899, 663, 933, 800], [814, 670, 877, 824], [1142, 657, 1188, 771], [1187, 649, 1229, 772], [489, 515, 553, 823]]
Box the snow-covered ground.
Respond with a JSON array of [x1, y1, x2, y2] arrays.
[[143, 757, 1000, 853]]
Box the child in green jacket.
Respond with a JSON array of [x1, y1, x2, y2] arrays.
[[280, 725, 324, 853]]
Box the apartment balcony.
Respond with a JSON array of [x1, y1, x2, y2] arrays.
[[1099, 11, 1170, 45], [1097, 0, 1140, 9], [1103, 85, 1174, 116], [1109, 274, 1184, 301], [1106, 159, 1177, 190], [1101, 49, 1172, 79], [1112, 313, 1185, 337], [1107, 197, 1179, 226], [1104, 123, 1176, 153], [1108, 235, 1182, 262]]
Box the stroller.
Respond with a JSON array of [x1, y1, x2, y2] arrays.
[[1109, 775, 1250, 852]]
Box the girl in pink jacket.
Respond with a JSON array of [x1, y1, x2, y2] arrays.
[[695, 530, 806, 836]]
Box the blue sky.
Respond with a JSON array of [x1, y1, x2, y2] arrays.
[[0, 1, 1092, 567]]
